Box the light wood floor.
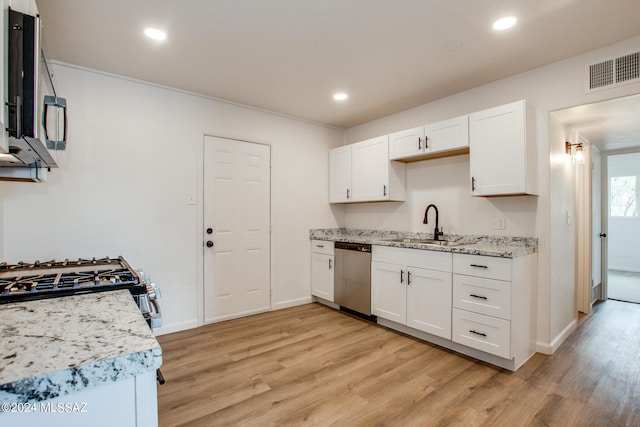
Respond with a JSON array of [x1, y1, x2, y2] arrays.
[[157, 300, 640, 426]]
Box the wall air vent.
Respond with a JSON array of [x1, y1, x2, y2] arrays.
[[586, 50, 640, 93]]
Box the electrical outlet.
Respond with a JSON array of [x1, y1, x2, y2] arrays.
[[492, 217, 506, 230]]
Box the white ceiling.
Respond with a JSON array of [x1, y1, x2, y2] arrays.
[[36, 0, 640, 129], [553, 94, 640, 152]]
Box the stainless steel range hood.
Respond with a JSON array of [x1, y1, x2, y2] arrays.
[[0, 137, 57, 182]]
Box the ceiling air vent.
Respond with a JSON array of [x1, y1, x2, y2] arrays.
[[586, 50, 640, 93]]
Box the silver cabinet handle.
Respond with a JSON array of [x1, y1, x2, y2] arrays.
[[383, 185, 387, 196], [346, 188, 350, 199], [328, 259, 332, 269]]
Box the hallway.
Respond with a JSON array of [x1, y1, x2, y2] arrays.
[[608, 270, 640, 304]]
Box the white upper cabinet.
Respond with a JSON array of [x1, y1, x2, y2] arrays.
[[469, 100, 537, 196], [389, 115, 469, 161], [328, 145, 352, 203], [425, 115, 469, 154], [329, 136, 405, 203], [388, 127, 426, 160]]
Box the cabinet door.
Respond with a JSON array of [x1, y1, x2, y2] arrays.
[[371, 261, 406, 324], [351, 136, 389, 201], [329, 145, 352, 203], [311, 252, 334, 301], [389, 127, 425, 160], [469, 100, 527, 196], [425, 115, 469, 154], [406, 267, 452, 339]]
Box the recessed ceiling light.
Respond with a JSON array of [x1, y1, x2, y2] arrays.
[[492, 16, 517, 31], [333, 93, 348, 101], [144, 28, 167, 41]]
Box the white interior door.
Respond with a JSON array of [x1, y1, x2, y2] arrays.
[[592, 145, 604, 301], [203, 136, 271, 323], [576, 136, 592, 314]]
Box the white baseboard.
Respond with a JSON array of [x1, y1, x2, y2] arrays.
[[154, 319, 200, 336], [274, 296, 313, 310], [609, 267, 640, 273], [154, 297, 313, 336], [535, 318, 577, 355]]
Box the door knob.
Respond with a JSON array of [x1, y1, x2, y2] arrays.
[[206, 228, 213, 234], [206, 241, 214, 248]]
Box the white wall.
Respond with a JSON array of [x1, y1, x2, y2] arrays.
[[548, 118, 577, 348], [0, 63, 344, 334], [344, 36, 640, 351]]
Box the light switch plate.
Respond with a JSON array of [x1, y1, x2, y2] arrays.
[[187, 192, 197, 205]]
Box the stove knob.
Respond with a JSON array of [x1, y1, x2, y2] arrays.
[[148, 282, 160, 299]]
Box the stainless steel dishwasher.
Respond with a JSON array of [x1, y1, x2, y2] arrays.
[[334, 242, 373, 317]]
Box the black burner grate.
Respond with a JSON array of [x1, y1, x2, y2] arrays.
[[0, 257, 145, 303]]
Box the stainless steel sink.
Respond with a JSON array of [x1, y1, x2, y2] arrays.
[[381, 238, 467, 246]]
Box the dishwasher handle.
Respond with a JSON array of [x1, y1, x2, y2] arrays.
[[334, 242, 372, 253]]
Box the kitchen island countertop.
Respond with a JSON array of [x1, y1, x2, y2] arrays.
[[0, 290, 162, 403], [310, 228, 537, 258]]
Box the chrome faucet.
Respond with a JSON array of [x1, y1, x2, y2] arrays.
[[423, 204, 444, 241]]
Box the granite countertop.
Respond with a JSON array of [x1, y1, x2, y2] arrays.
[[0, 290, 162, 403], [310, 228, 537, 258]]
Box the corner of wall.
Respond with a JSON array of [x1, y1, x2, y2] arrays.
[[536, 318, 578, 355], [0, 185, 4, 260]]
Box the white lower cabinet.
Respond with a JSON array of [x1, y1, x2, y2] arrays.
[[2, 371, 157, 427], [311, 240, 334, 302], [371, 246, 536, 371], [451, 252, 536, 369], [371, 246, 452, 339]]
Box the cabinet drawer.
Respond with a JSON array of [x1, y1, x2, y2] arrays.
[[311, 240, 334, 255], [372, 245, 452, 272], [453, 274, 511, 320], [452, 308, 510, 359], [453, 254, 511, 281]]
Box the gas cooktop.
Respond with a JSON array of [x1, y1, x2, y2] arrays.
[[0, 256, 147, 304]]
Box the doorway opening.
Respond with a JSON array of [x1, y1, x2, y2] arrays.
[[606, 151, 640, 304], [552, 93, 640, 313]]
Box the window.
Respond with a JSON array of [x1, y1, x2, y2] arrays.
[[610, 176, 638, 217]]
